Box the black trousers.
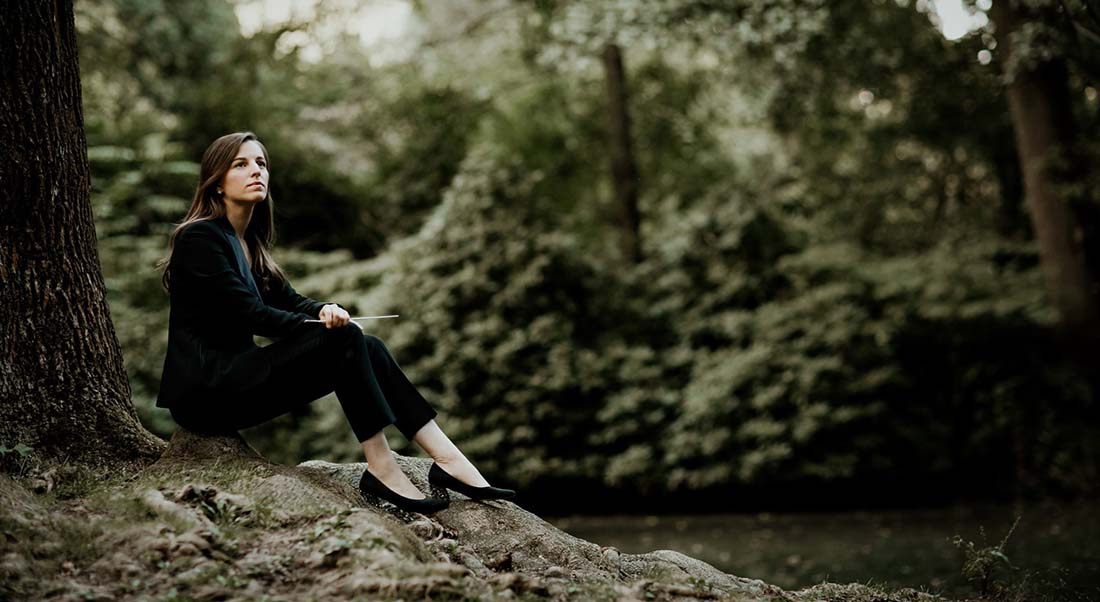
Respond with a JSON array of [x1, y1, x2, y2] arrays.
[[170, 323, 437, 442]]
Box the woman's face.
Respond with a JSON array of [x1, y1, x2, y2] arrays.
[[220, 140, 269, 206]]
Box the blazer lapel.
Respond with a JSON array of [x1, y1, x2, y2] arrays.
[[214, 216, 262, 298]]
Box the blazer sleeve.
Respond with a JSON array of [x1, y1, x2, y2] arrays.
[[173, 222, 310, 339], [265, 277, 343, 319]]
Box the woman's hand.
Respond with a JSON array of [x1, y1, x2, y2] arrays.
[[318, 304, 351, 329]]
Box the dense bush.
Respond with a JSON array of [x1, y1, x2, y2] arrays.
[[351, 149, 683, 486]]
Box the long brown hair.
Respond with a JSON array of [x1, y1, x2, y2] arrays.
[[158, 132, 288, 294]]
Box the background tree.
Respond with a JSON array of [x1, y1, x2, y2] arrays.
[[989, 0, 1100, 348], [602, 42, 643, 263]]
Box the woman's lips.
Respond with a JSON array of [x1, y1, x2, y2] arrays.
[[247, 183, 265, 189]]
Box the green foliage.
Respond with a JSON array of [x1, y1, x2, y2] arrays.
[[0, 444, 33, 458], [647, 182, 1095, 492], [658, 234, 1069, 489], [85, 134, 194, 436], [0, 443, 35, 477], [352, 80, 486, 243], [951, 516, 1021, 598]]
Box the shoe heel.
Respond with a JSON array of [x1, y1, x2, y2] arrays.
[[428, 463, 516, 501]]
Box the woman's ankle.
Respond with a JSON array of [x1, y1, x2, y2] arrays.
[[365, 456, 401, 476], [432, 452, 465, 467]]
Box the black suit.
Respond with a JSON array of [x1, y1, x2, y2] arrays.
[[156, 215, 436, 442]]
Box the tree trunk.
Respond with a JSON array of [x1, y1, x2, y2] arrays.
[[991, 0, 1100, 344], [0, 1, 164, 466], [992, 142, 1027, 239], [602, 43, 643, 264]]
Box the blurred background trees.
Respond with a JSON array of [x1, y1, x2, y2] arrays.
[[76, 0, 1099, 509]]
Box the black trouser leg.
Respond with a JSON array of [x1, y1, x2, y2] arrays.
[[170, 323, 437, 443], [355, 331, 439, 441]]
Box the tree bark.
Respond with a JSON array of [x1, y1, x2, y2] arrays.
[[0, 1, 164, 466], [990, 0, 1100, 344], [602, 43, 643, 264]]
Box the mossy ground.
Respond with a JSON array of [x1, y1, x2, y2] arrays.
[[1, 470, 547, 601], [0, 457, 950, 602], [0, 461, 596, 601]]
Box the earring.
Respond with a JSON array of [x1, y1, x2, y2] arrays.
[[216, 188, 223, 195]]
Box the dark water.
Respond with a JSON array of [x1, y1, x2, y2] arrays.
[[547, 500, 1100, 600]]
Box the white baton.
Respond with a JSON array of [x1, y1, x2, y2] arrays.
[[305, 315, 399, 323]]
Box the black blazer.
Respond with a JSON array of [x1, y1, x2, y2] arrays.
[[155, 215, 339, 409]]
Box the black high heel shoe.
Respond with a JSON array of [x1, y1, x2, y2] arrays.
[[359, 468, 449, 514], [429, 462, 516, 501]]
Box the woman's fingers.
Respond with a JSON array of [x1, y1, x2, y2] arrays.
[[319, 304, 351, 328]]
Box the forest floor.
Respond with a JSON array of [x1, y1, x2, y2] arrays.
[[0, 434, 946, 602]]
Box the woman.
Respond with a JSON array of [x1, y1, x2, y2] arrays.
[[156, 132, 513, 514]]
